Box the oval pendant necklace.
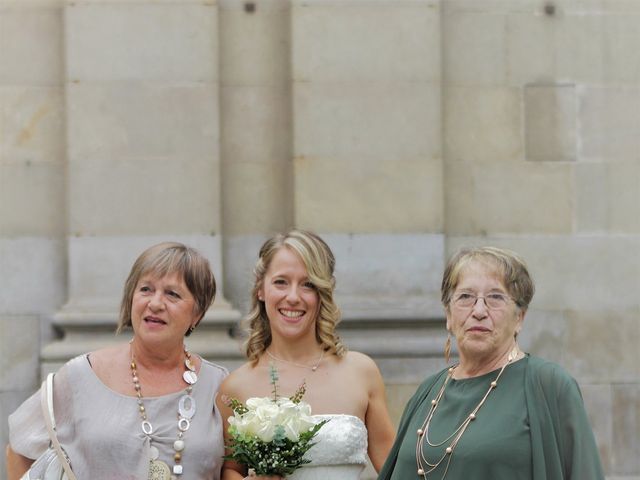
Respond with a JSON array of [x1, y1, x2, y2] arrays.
[[131, 345, 198, 480]]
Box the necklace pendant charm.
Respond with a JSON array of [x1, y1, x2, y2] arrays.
[[148, 459, 171, 480], [149, 445, 160, 460], [183, 370, 198, 385], [185, 357, 196, 372], [178, 394, 196, 419]]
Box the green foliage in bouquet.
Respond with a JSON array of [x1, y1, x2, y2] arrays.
[[223, 365, 329, 476]]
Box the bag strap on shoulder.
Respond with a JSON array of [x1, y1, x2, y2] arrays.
[[40, 373, 78, 480]]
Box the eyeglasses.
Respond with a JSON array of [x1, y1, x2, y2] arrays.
[[451, 292, 512, 310]]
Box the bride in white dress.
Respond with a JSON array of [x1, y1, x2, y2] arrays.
[[217, 230, 395, 480]]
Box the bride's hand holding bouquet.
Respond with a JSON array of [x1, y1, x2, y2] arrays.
[[223, 367, 328, 479]]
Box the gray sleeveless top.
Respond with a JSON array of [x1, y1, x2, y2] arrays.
[[9, 354, 227, 479]]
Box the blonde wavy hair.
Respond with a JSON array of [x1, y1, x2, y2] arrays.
[[244, 230, 346, 364]]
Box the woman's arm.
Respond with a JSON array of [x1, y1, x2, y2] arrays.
[[362, 357, 396, 472], [6, 445, 34, 480]]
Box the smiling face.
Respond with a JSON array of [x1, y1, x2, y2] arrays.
[[259, 246, 320, 344], [446, 260, 524, 362], [130, 271, 198, 345]]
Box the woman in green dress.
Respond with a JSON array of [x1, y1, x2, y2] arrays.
[[378, 246, 604, 480]]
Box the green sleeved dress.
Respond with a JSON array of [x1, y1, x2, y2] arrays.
[[379, 355, 605, 480]]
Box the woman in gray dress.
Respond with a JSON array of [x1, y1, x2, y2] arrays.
[[6, 242, 227, 480]]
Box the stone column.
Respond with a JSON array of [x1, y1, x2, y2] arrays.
[[0, 2, 66, 474], [290, 0, 446, 439], [42, 1, 240, 374]]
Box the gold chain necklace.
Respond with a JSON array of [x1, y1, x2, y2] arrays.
[[415, 347, 519, 480], [265, 348, 325, 372], [130, 345, 198, 480]]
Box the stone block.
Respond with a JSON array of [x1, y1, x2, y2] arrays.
[[580, 87, 640, 161], [295, 157, 443, 233], [68, 155, 219, 235], [0, 162, 64, 235], [556, 11, 605, 83], [295, 82, 441, 162], [524, 84, 577, 162], [600, 13, 640, 84], [505, 12, 555, 85], [517, 309, 567, 365], [444, 86, 522, 163], [67, 82, 219, 160], [443, 10, 506, 86], [0, 86, 64, 164], [444, 235, 640, 313], [65, 234, 225, 310], [323, 233, 445, 298], [445, 161, 573, 235], [223, 233, 270, 315], [0, 5, 63, 84], [292, 0, 439, 83], [576, 162, 609, 233], [220, 85, 291, 165], [385, 383, 422, 425], [0, 315, 41, 391], [576, 161, 640, 234], [221, 161, 292, 235], [608, 162, 640, 233], [565, 310, 639, 384], [65, 2, 218, 81], [0, 237, 65, 313], [219, 0, 290, 85], [581, 383, 613, 472], [612, 384, 640, 474]]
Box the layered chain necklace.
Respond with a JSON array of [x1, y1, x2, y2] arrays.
[[265, 348, 325, 372], [130, 345, 198, 480], [415, 346, 519, 480]]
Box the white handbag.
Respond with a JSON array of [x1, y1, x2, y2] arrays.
[[20, 373, 77, 480]]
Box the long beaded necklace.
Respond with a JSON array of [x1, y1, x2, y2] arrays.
[[415, 346, 519, 480], [131, 345, 198, 480], [265, 348, 325, 372]]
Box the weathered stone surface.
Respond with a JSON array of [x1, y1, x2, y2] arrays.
[[65, 2, 218, 82], [0, 86, 64, 164], [612, 384, 640, 474], [581, 383, 613, 472], [0, 6, 63, 84], [0, 162, 64, 235], [0, 315, 41, 391], [67, 83, 219, 161], [445, 86, 522, 163], [443, 9, 506, 86], [219, 0, 290, 86], [524, 84, 577, 162], [580, 87, 640, 161], [0, 237, 65, 313], [445, 161, 573, 235], [292, 0, 440, 83], [295, 82, 441, 163], [295, 157, 442, 233]]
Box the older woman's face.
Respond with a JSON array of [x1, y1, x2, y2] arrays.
[[446, 260, 523, 361], [131, 271, 198, 346]]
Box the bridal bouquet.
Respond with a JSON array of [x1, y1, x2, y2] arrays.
[[224, 367, 328, 476]]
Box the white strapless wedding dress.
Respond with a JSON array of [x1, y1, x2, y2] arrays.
[[287, 414, 368, 480]]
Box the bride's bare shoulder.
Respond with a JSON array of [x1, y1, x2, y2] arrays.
[[219, 361, 263, 398]]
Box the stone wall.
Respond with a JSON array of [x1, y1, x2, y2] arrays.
[[0, 0, 638, 478]]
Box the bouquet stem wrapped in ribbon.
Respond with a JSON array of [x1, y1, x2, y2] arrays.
[[224, 366, 329, 477]]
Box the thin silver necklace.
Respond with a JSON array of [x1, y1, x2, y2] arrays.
[[265, 348, 325, 372]]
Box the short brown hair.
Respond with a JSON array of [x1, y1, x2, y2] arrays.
[[441, 246, 535, 310], [117, 242, 216, 335]]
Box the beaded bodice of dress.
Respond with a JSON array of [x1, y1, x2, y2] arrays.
[[287, 414, 368, 480]]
